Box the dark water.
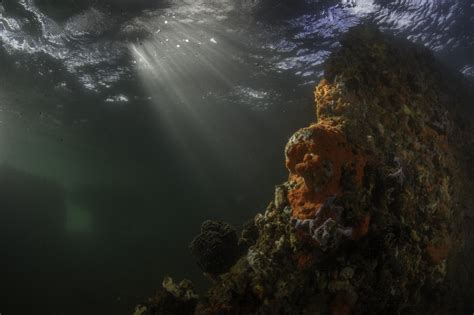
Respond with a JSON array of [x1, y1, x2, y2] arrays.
[[0, 0, 472, 314]]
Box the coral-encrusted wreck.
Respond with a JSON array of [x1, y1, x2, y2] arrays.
[[136, 26, 474, 314]]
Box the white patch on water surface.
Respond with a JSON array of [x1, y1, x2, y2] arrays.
[[168, 0, 234, 17], [345, 0, 379, 16], [237, 86, 268, 100], [212, 86, 280, 112], [105, 94, 129, 103], [265, 39, 297, 53], [276, 51, 330, 72], [460, 65, 474, 78], [65, 201, 94, 236]]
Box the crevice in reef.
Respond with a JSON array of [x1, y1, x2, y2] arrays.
[[134, 25, 474, 315]]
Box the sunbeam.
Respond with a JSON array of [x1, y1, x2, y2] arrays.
[[128, 6, 267, 187]]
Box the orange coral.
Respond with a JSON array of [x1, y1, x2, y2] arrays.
[[315, 79, 334, 112], [315, 79, 348, 117], [286, 122, 366, 220]]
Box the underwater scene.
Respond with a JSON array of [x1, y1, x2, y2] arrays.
[[0, 0, 473, 314]]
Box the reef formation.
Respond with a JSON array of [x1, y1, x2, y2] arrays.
[[135, 26, 473, 314]]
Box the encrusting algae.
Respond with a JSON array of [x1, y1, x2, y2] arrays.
[[135, 25, 474, 315]]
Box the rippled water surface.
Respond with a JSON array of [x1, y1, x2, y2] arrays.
[[0, 0, 473, 314]]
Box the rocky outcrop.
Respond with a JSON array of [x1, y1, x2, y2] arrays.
[[136, 26, 473, 314], [133, 277, 198, 315], [189, 220, 241, 277]]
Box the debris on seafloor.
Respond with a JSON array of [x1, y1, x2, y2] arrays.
[[135, 25, 474, 314]]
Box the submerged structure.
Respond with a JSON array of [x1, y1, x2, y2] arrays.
[[135, 26, 473, 314]]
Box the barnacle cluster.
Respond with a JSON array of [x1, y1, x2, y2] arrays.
[[137, 26, 473, 314]]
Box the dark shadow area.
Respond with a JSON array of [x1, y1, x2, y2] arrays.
[[0, 165, 66, 315]]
